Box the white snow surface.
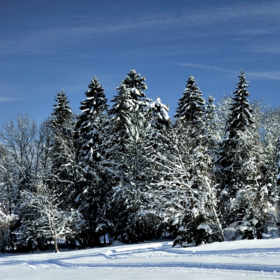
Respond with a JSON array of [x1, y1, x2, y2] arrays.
[[1, 238, 280, 279]]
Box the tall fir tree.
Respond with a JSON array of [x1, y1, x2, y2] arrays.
[[217, 70, 255, 222], [170, 76, 224, 246], [136, 97, 172, 237], [108, 69, 149, 152], [107, 69, 154, 243], [175, 76, 205, 123], [48, 90, 76, 207], [75, 76, 112, 247], [76, 76, 108, 163], [217, 70, 276, 239]]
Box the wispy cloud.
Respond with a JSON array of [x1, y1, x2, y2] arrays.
[[247, 43, 280, 54], [175, 62, 238, 74], [176, 62, 280, 81], [1, 1, 280, 56], [0, 97, 22, 102], [247, 71, 280, 80]]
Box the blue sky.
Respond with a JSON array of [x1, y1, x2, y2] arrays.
[[1, 0, 280, 126]]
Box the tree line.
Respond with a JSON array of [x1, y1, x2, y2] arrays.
[[0, 69, 280, 252]]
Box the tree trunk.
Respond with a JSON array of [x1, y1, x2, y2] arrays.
[[53, 236, 59, 253], [211, 205, 224, 242]]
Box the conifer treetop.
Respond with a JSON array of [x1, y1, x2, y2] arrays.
[[175, 75, 205, 125], [52, 90, 73, 127], [118, 69, 147, 100], [109, 69, 149, 117], [80, 76, 108, 116], [227, 70, 254, 133]]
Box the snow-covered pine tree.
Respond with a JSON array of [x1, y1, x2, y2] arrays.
[[51, 91, 73, 129], [170, 76, 223, 247], [217, 70, 254, 224], [48, 90, 76, 208], [217, 70, 254, 233], [217, 70, 276, 239], [173, 76, 205, 191], [173, 76, 205, 189], [108, 69, 149, 151], [107, 69, 154, 243], [133, 97, 172, 237], [229, 130, 278, 239], [175, 76, 205, 123], [175, 77, 222, 246], [75, 76, 112, 247]]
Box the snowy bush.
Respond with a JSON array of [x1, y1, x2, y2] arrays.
[[0, 207, 17, 251]]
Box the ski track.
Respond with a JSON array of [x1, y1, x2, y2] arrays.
[[2, 240, 280, 279]]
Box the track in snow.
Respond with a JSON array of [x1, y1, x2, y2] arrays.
[[2, 239, 280, 279]]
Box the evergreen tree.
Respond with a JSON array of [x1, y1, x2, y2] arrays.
[[108, 69, 149, 151], [48, 90, 76, 208], [217, 70, 276, 239], [76, 76, 108, 162], [168, 76, 223, 246], [218, 70, 255, 223], [135, 97, 172, 238], [173, 76, 206, 193], [175, 76, 205, 123], [51, 91, 73, 129], [75, 76, 112, 247], [107, 69, 153, 243]]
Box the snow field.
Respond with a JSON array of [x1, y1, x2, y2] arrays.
[[1, 238, 280, 279]]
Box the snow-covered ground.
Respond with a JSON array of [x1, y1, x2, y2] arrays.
[[1, 238, 280, 279]]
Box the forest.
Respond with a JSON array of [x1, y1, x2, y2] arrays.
[[0, 69, 280, 253]]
